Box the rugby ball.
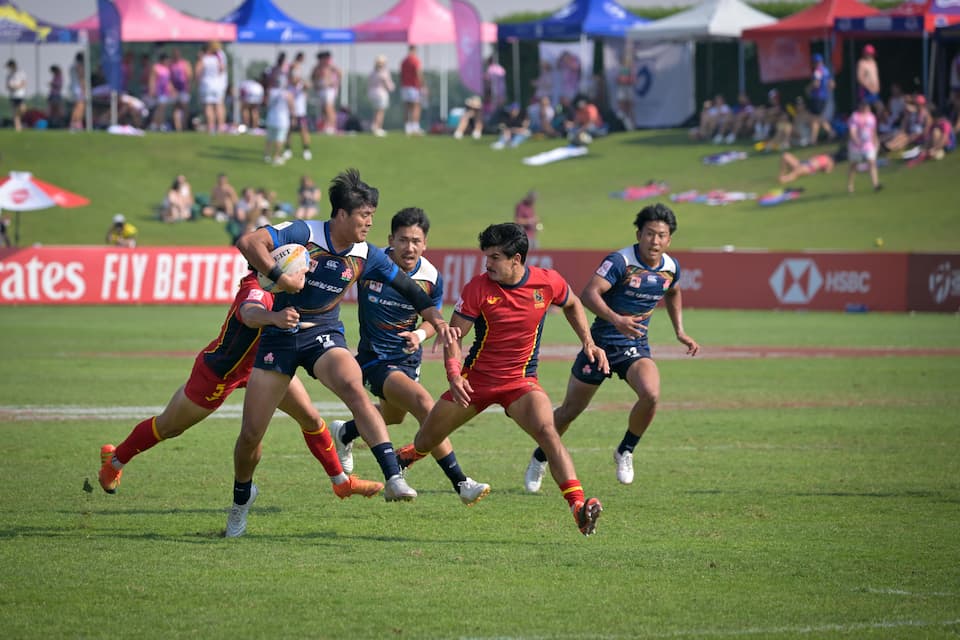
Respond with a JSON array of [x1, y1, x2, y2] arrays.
[[257, 243, 310, 292]]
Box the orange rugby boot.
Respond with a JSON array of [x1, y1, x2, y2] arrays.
[[98, 444, 123, 494], [333, 475, 384, 500]]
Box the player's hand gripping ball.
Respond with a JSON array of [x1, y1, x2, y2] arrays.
[[257, 243, 310, 292]]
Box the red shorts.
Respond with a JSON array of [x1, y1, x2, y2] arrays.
[[441, 371, 543, 413], [183, 353, 249, 410]]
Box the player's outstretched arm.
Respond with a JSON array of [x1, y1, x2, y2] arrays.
[[562, 290, 610, 375], [664, 288, 699, 356]]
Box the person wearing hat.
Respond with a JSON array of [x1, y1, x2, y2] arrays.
[[106, 214, 138, 248], [452, 95, 484, 140], [5, 59, 26, 132], [367, 54, 395, 137], [807, 53, 835, 143], [857, 44, 880, 107]]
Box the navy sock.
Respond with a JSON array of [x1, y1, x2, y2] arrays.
[[532, 447, 547, 463], [371, 442, 401, 481], [233, 480, 252, 506], [342, 419, 359, 444], [617, 431, 641, 455], [435, 452, 467, 491]]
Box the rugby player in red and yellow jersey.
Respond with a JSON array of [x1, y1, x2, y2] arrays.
[[97, 270, 384, 512], [398, 223, 608, 536]]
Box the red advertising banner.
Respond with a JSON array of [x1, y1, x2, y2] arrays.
[[906, 254, 960, 312], [670, 250, 910, 312], [0, 246, 954, 312]]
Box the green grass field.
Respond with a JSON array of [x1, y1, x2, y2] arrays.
[[1, 128, 958, 252], [1, 127, 958, 638], [0, 306, 958, 639]]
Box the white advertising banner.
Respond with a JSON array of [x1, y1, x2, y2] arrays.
[[605, 40, 695, 128]]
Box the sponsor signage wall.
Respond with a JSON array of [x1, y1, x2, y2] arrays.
[[0, 246, 956, 312]]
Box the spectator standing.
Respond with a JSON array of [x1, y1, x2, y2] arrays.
[[5, 60, 26, 132], [148, 52, 173, 131], [367, 54, 394, 137], [106, 214, 137, 247], [514, 191, 541, 249], [482, 55, 507, 121], [400, 45, 425, 136], [264, 77, 294, 166], [169, 49, 193, 132], [847, 100, 881, 193], [311, 51, 341, 135], [239, 77, 264, 130], [857, 44, 881, 107], [196, 42, 226, 134], [48, 65, 64, 127], [1, 213, 13, 247], [284, 52, 312, 159], [808, 53, 835, 143], [68, 52, 86, 131]]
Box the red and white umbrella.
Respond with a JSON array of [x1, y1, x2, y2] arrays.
[[0, 171, 90, 244]]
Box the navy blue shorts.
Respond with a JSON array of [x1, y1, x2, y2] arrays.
[[808, 96, 826, 116], [571, 340, 650, 385], [254, 325, 349, 378], [357, 351, 421, 398]]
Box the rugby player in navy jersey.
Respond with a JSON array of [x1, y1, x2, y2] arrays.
[[228, 168, 457, 537], [523, 203, 700, 492], [329, 207, 490, 506], [96, 271, 385, 510]]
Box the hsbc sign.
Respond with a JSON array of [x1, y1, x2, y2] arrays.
[[769, 259, 823, 303], [769, 258, 873, 304]]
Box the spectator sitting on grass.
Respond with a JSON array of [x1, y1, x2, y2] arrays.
[[491, 103, 531, 150], [106, 214, 137, 247], [453, 95, 484, 139], [527, 94, 557, 138], [162, 175, 194, 223], [205, 173, 238, 221], [778, 151, 835, 184], [566, 94, 604, 145]]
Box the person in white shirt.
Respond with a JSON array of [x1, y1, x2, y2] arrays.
[[6, 59, 26, 131], [264, 78, 294, 166]]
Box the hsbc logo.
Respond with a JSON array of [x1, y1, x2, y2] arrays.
[[770, 259, 873, 304], [769, 259, 823, 304]]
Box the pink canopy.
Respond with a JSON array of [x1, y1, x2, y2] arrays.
[[350, 0, 497, 44], [68, 0, 236, 42]]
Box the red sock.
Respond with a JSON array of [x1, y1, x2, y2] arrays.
[[301, 419, 342, 477], [114, 417, 162, 465], [559, 478, 585, 508]]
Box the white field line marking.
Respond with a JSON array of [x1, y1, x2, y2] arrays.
[[459, 617, 960, 640], [862, 587, 957, 597], [0, 403, 509, 422]]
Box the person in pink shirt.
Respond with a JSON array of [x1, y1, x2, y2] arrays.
[[169, 49, 193, 132], [847, 100, 881, 193], [149, 52, 173, 131]]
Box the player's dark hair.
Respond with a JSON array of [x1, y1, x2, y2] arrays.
[[391, 207, 430, 235], [329, 168, 379, 218], [634, 203, 677, 234], [478, 223, 528, 263]]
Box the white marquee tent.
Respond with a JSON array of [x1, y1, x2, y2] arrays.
[[628, 0, 776, 92]]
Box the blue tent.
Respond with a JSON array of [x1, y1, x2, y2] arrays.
[[498, 0, 648, 41], [0, 0, 79, 43], [221, 0, 353, 44]]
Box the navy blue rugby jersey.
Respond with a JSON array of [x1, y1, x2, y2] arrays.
[[590, 245, 680, 348], [356, 251, 443, 362], [264, 219, 399, 334]]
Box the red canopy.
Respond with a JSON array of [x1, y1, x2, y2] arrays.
[[742, 0, 880, 41], [68, 0, 236, 42], [350, 0, 497, 44]]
